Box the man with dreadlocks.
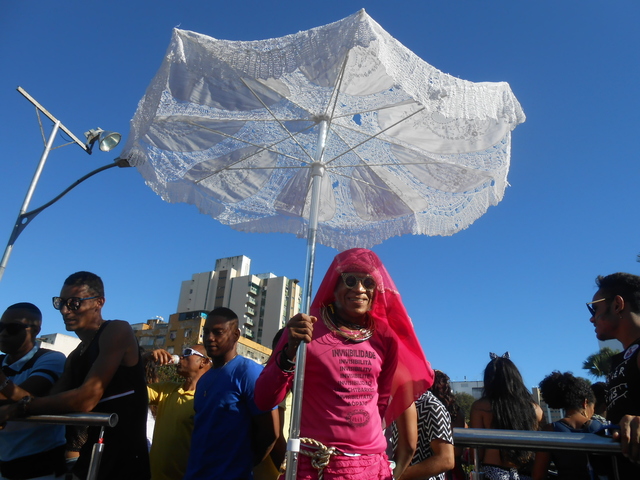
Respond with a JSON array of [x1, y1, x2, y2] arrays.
[[255, 248, 433, 480]]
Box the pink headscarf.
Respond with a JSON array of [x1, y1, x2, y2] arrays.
[[310, 248, 434, 425]]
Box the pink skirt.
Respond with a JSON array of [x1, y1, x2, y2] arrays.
[[280, 452, 393, 480]]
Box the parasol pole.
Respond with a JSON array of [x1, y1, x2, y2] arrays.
[[285, 119, 328, 480]]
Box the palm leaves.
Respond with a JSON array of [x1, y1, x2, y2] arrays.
[[582, 347, 620, 379]]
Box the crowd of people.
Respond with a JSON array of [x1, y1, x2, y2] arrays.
[[0, 255, 639, 480]]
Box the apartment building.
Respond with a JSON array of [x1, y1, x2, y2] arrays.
[[134, 255, 302, 355], [134, 312, 271, 363]]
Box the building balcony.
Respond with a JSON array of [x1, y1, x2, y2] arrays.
[[244, 318, 254, 327], [246, 307, 256, 316]]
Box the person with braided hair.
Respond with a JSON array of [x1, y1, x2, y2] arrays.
[[255, 248, 433, 480]]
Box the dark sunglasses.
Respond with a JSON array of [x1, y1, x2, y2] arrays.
[[341, 273, 376, 292], [52, 296, 99, 311], [586, 298, 608, 316], [0, 323, 31, 335], [182, 347, 206, 359]]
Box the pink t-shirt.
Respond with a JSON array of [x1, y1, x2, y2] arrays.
[[255, 319, 398, 454]]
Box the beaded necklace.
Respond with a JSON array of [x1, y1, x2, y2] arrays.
[[321, 304, 374, 342]]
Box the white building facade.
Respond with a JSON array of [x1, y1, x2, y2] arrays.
[[37, 333, 81, 357], [451, 380, 484, 399], [176, 255, 301, 347]]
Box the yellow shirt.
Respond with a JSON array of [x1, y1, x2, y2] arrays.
[[147, 382, 196, 480]]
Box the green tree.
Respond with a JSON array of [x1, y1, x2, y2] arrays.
[[454, 392, 476, 423], [582, 347, 620, 379]]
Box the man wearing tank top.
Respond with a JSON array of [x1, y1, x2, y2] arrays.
[[0, 271, 151, 480]]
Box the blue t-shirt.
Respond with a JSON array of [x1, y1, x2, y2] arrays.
[[184, 355, 267, 480], [0, 346, 66, 461]]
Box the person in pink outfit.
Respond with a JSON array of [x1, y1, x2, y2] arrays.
[[255, 248, 433, 480]]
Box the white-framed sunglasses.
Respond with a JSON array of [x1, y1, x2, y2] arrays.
[[182, 347, 207, 359], [586, 298, 608, 316]]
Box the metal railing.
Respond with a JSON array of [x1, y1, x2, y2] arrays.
[[453, 428, 622, 480], [12, 413, 118, 480], [14, 412, 117, 428]]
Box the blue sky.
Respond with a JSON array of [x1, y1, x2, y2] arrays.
[[1, 1, 639, 389]]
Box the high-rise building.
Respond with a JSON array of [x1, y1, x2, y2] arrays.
[[135, 255, 302, 355]]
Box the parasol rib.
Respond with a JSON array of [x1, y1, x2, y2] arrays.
[[239, 77, 317, 164], [324, 106, 426, 166]]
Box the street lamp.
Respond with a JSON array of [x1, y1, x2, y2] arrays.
[[85, 128, 122, 153], [0, 87, 130, 282]]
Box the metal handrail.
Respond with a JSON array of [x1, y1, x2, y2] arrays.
[[9, 413, 118, 480], [12, 412, 118, 428], [454, 428, 622, 480], [454, 428, 621, 454]]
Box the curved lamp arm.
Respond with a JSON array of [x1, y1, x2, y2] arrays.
[[0, 158, 130, 282]]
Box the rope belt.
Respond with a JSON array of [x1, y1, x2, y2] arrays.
[[300, 437, 337, 480], [293, 437, 364, 480]]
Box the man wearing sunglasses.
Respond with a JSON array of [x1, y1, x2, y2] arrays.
[[587, 272, 640, 476], [0, 302, 67, 479], [0, 271, 151, 480], [143, 345, 211, 480]]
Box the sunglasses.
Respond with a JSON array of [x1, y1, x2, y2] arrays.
[[52, 296, 99, 311], [182, 347, 207, 359], [341, 273, 377, 292], [0, 323, 30, 335], [586, 298, 608, 316]]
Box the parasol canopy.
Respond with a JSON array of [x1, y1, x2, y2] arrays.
[[122, 9, 525, 252]]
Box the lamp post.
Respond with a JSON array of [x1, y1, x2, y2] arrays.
[[0, 87, 129, 283]]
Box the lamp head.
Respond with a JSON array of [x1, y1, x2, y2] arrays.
[[84, 128, 122, 154]]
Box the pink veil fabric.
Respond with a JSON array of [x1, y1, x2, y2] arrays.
[[310, 248, 434, 425]]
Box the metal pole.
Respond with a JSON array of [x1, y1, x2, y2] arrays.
[[453, 428, 621, 453], [17, 87, 88, 152], [9, 412, 118, 480], [13, 412, 118, 428], [0, 159, 127, 283], [86, 426, 106, 480], [0, 87, 126, 283], [472, 447, 481, 480], [0, 121, 60, 282], [285, 119, 328, 480], [453, 428, 622, 480]]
